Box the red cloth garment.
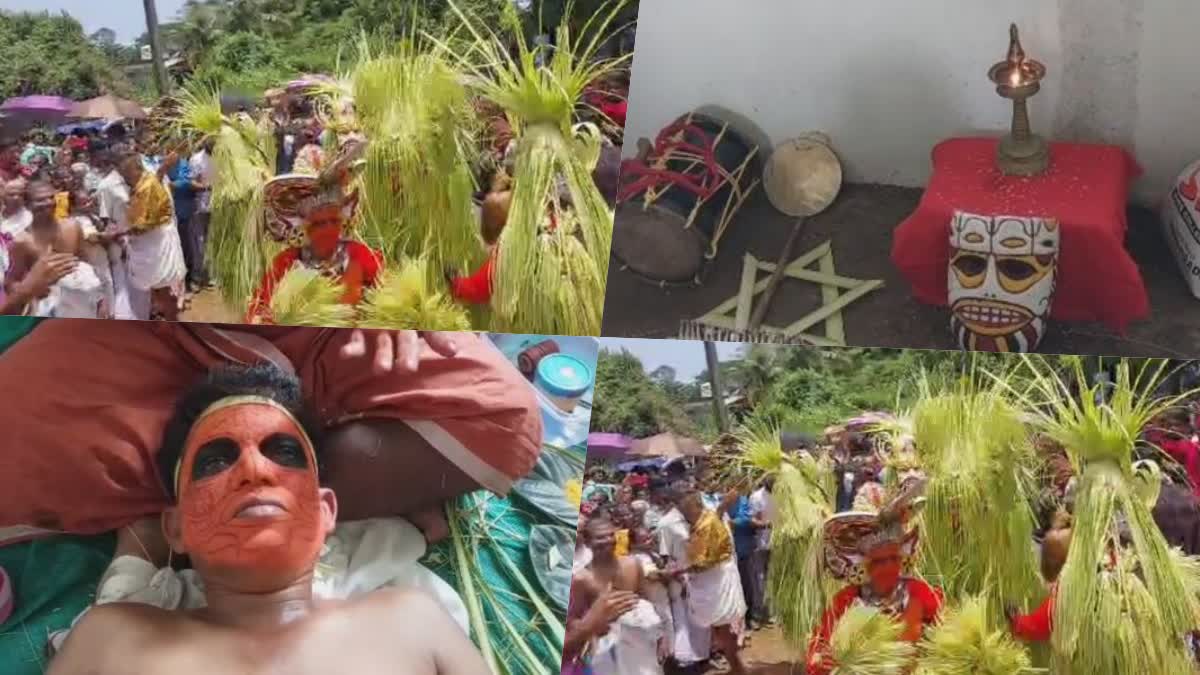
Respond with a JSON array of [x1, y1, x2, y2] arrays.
[[1159, 435, 1200, 499], [0, 320, 542, 542], [451, 251, 495, 305], [1011, 586, 1055, 642], [807, 579, 943, 674], [600, 100, 627, 128], [892, 137, 1147, 332], [247, 241, 383, 322]]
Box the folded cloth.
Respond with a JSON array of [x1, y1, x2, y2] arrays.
[[591, 598, 663, 675], [688, 556, 747, 629], [0, 323, 542, 542], [49, 518, 468, 653]]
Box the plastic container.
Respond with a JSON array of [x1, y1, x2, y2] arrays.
[[485, 333, 597, 449], [535, 354, 593, 414]]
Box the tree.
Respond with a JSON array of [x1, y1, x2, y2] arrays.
[[591, 349, 693, 438], [0, 11, 133, 99]]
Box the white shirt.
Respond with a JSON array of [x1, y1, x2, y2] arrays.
[[190, 150, 212, 213], [0, 207, 31, 238], [656, 507, 691, 564], [750, 487, 774, 550], [96, 170, 129, 233]]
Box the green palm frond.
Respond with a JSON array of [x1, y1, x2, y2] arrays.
[[829, 605, 917, 675], [917, 595, 1036, 675]]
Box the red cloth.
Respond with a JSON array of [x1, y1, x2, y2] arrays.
[[807, 579, 943, 674], [600, 100, 627, 128], [1011, 587, 1055, 642], [247, 241, 383, 322], [892, 137, 1148, 332], [1158, 435, 1200, 499], [0, 320, 542, 541], [451, 252, 495, 305]]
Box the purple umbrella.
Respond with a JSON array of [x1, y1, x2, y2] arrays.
[[587, 432, 634, 461], [1, 96, 74, 122]]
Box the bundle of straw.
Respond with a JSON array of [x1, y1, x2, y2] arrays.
[[828, 605, 917, 675], [440, 0, 630, 334], [769, 451, 839, 646], [359, 258, 471, 331], [916, 595, 1034, 675], [1007, 358, 1200, 675], [267, 267, 355, 327], [908, 369, 1043, 614], [346, 38, 482, 279]]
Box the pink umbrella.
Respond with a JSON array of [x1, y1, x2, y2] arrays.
[[0, 95, 74, 121]]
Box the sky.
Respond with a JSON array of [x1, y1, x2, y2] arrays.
[[1, 0, 189, 43], [598, 338, 743, 382]]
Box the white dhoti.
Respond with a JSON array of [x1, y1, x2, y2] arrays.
[[668, 578, 711, 664], [125, 223, 185, 293], [106, 240, 136, 320], [687, 557, 746, 630], [591, 598, 664, 675], [633, 553, 674, 662]]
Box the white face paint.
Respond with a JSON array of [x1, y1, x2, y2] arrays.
[[948, 212, 1060, 352]]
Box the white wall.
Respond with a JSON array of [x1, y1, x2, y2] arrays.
[[625, 0, 1197, 206]]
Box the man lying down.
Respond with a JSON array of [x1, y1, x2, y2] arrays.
[[0, 322, 542, 673], [49, 363, 489, 675]]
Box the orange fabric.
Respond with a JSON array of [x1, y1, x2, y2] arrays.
[[686, 508, 734, 570], [126, 172, 173, 232], [0, 320, 542, 539], [178, 403, 324, 586]]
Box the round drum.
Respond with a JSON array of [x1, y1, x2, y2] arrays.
[[611, 201, 707, 283], [615, 112, 760, 284], [763, 134, 842, 217]]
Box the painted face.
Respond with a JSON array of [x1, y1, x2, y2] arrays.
[[865, 542, 903, 594], [948, 212, 1060, 352], [175, 402, 325, 587], [304, 204, 344, 258]]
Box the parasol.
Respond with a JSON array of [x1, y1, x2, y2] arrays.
[[586, 432, 634, 461], [629, 432, 707, 459], [68, 95, 146, 121], [0, 96, 73, 122]]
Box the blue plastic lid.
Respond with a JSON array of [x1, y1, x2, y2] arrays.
[[535, 354, 593, 398]]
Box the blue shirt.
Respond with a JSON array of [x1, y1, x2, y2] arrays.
[[167, 158, 194, 213], [729, 496, 757, 557]]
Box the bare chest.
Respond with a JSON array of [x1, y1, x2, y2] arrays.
[[112, 613, 436, 675]]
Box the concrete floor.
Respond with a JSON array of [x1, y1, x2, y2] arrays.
[[602, 184, 1200, 357]]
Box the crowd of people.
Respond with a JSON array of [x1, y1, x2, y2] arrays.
[[568, 368, 1200, 674], [0, 124, 212, 320], [565, 462, 774, 675]]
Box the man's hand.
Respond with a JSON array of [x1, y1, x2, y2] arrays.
[[583, 589, 638, 634], [339, 330, 460, 374], [20, 253, 77, 298]]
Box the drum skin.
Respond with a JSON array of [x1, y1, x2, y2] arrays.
[[1163, 158, 1200, 300], [611, 202, 707, 283]]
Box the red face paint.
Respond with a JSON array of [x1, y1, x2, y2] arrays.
[[176, 402, 324, 585], [304, 205, 343, 259], [866, 544, 903, 595]]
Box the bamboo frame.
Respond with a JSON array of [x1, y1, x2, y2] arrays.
[[685, 240, 883, 346]]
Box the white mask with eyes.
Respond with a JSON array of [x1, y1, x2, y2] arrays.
[[948, 212, 1060, 352]]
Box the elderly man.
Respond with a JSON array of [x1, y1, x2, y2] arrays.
[[117, 150, 186, 320], [47, 363, 489, 675], [0, 177, 30, 237]]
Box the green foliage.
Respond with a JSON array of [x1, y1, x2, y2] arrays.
[[0, 11, 133, 100], [591, 349, 694, 438]]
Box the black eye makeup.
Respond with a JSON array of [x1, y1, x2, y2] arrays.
[[260, 433, 309, 469], [190, 438, 241, 481]]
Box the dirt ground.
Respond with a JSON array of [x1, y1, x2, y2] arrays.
[[662, 625, 804, 675], [179, 287, 239, 324], [602, 184, 1200, 357]]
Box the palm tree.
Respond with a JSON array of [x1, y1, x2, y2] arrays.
[[730, 344, 781, 407]]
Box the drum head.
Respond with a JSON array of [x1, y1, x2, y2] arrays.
[[612, 202, 707, 283], [763, 135, 843, 217]]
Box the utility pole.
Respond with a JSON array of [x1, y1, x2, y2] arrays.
[[142, 0, 170, 96], [704, 341, 730, 433]]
